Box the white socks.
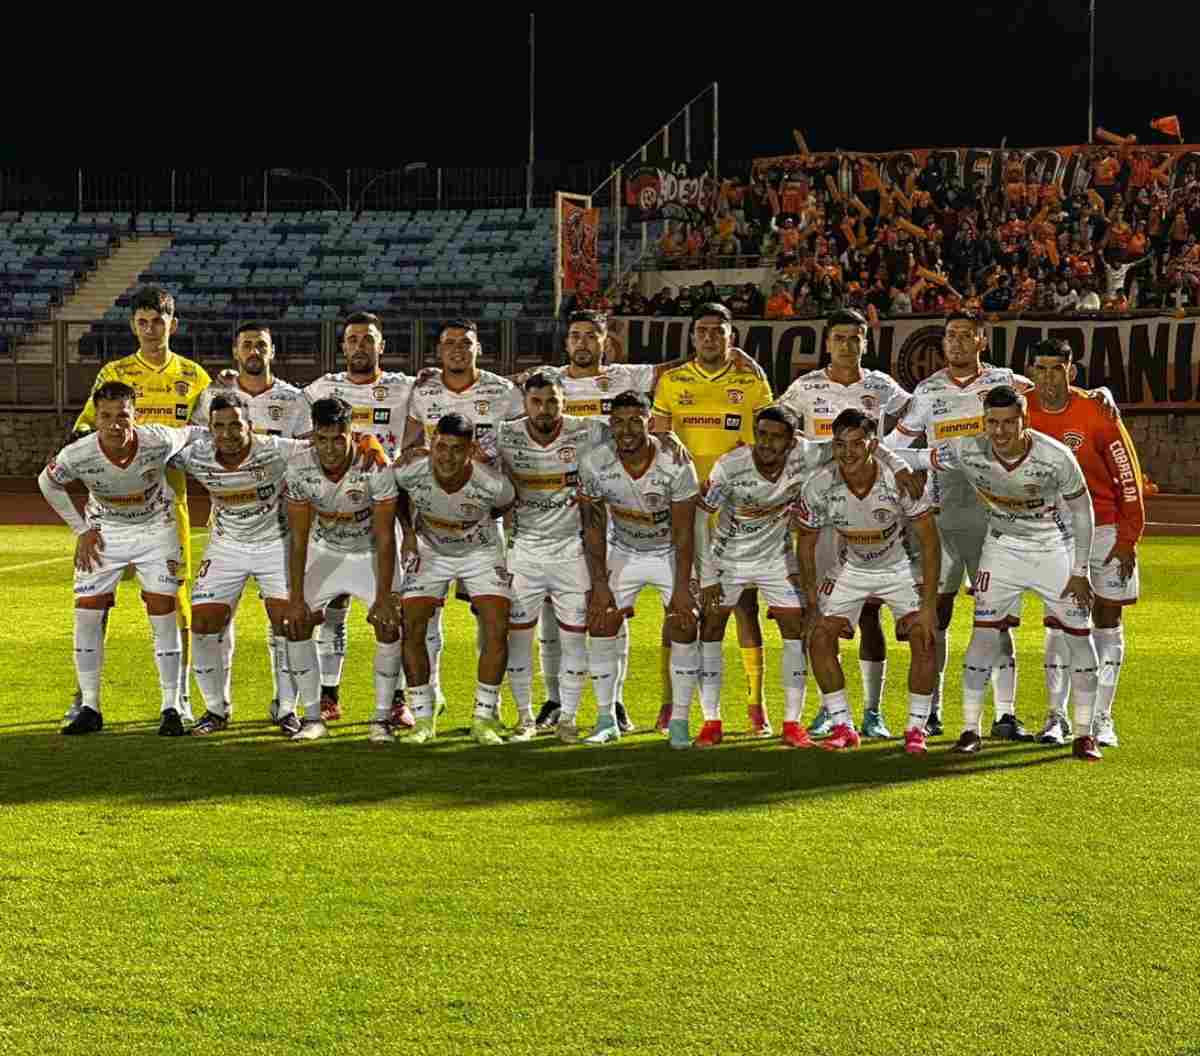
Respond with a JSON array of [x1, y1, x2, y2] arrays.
[[782, 639, 807, 723], [409, 684, 434, 720], [613, 621, 630, 705], [288, 638, 322, 721], [372, 639, 403, 721], [473, 681, 502, 722], [907, 692, 933, 731], [699, 641, 723, 721], [962, 627, 1001, 734], [191, 631, 227, 716], [1094, 626, 1125, 721], [669, 641, 700, 722], [426, 609, 442, 702], [931, 627, 948, 712], [991, 628, 1017, 719], [273, 634, 297, 717], [1066, 632, 1100, 734], [589, 636, 621, 722], [148, 612, 183, 713], [859, 659, 886, 712], [822, 688, 851, 726], [221, 619, 235, 704], [506, 626, 536, 723], [539, 600, 562, 704], [558, 630, 589, 722], [316, 604, 348, 686], [73, 608, 106, 712], [1044, 627, 1072, 716]]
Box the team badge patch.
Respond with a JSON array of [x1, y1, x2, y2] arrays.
[[1063, 430, 1085, 450], [346, 489, 365, 504], [872, 508, 892, 523], [727, 389, 744, 404], [373, 386, 388, 400], [595, 377, 611, 392], [558, 446, 577, 463], [268, 406, 284, 421], [644, 493, 665, 509], [677, 391, 695, 406]]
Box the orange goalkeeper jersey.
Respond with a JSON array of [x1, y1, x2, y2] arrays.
[[1026, 390, 1145, 546]]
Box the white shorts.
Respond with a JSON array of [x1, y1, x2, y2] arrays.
[[305, 545, 396, 611], [192, 537, 290, 607], [972, 538, 1091, 634], [936, 516, 988, 595], [402, 549, 512, 606], [1090, 523, 1140, 606], [714, 559, 806, 617], [73, 524, 183, 599], [818, 562, 923, 638], [508, 553, 589, 629], [609, 546, 676, 615]]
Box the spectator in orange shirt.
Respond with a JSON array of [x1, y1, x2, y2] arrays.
[[1092, 149, 1121, 205], [1026, 338, 1144, 748], [764, 282, 795, 319]]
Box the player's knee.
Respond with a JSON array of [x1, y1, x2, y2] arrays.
[[1093, 603, 1122, 630], [141, 591, 177, 617], [75, 594, 114, 611], [191, 605, 230, 635]]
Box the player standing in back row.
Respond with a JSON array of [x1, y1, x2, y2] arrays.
[[652, 304, 774, 736]]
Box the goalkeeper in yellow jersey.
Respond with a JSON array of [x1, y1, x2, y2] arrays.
[[65, 285, 211, 726]]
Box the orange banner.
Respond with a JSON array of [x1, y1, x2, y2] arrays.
[[561, 199, 599, 296]]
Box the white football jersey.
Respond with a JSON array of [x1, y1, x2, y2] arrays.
[[172, 434, 308, 548], [798, 461, 933, 571], [927, 431, 1088, 551], [780, 367, 909, 440], [892, 365, 1032, 526], [497, 415, 609, 561], [304, 371, 413, 459], [393, 458, 515, 559], [407, 370, 522, 461], [542, 363, 656, 422], [192, 378, 312, 438], [578, 439, 700, 555], [699, 441, 832, 570], [284, 449, 399, 554], [46, 425, 201, 531]]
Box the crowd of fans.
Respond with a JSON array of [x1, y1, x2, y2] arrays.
[[604, 146, 1200, 319]]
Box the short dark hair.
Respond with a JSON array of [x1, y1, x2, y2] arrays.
[[311, 397, 354, 429], [609, 391, 650, 415], [435, 412, 474, 440], [944, 310, 985, 331], [235, 321, 272, 341], [209, 393, 250, 417], [437, 319, 478, 339], [93, 380, 137, 405], [982, 385, 1024, 410], [567, 310, 608, 334], [523, 371, 563, 394], [1032, 337, 1073, 363], [755, 404, 798, 435], [827, 307, 868, 329], [344, 311, 383, 332], [691, 302, 732, 325], [831, 408, 878, 438], [129, 285, 176, 317]]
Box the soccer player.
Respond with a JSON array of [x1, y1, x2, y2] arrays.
[[496, 374, 609, 742], [886, 311, 1033, 738], [796, 409, 941, 754], [67, 285, 211, 725], [305, 312, 415, 725], [577, 392, 702, 747], [1026, 338, 1144, 747], [282, 398, 402, 742], [192, 322, 313, 723], [39, 381, 203, 736], [780, 308, 911, 740], [893, 386, 1105, 762], [652, 303, 775, 737], [394, 414, 516, 746]]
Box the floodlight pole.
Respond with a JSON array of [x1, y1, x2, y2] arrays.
[[1087, 0, 1095, 144], [527, 12, 535, 210]]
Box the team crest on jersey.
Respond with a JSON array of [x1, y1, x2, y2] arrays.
[[861, 395, 878, 411], [558, 446, 577, 463], [872, 508, 892, 523], [727, 389, 744, 404], [373, 386, 388, 400], [174, 381, 190, 397], [133, 386, 146, 399], [677, 391, 695, 406], [460, 503, 484, 519], [595, 376, 611, 392], [253, 467, 268, 482], [268, 406, 284, 421], [346, 489, 365, 503], [142, 469, 157, 483], [1063, 430, 1085, 450], [643, 493, 665, 509], [895, 325, 947, 390]]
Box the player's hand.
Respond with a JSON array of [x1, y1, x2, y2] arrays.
[[216, 369, 238, 387], [657, 431, 693, 466], [74, 528, 104, 572], [367, 594, 401, 632], [397, 446, 428, 466], [798, 605, 819, 646], [282, 598, 314, 641], [1104, 540, 1137, 581], [911, 605, 938, 651], [587, 581, 618, 629], [415, 367, 440, 386], [666, 589, 698, 636], [1083, 386, 1120, 421], [352, 433, 389, 470], [895, 468, 927, 501], [1062, 574, 1094, 610], [699, 583, 723, 618], [401, 539, 420, 576]]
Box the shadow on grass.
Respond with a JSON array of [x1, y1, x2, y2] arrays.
[[0, 717, 1080, 819]]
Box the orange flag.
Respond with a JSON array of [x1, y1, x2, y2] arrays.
[[1151, 115, 1183, 141]]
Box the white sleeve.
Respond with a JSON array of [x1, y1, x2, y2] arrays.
[[888, 448, 937, 470], [1064, 488, 1095, 579], [37, 467, 88, 534]]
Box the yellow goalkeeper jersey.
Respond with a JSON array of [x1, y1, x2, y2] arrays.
[[652, 358, 773, 483]]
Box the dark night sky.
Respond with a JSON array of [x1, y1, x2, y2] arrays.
[[7, 2, 1196, 165]]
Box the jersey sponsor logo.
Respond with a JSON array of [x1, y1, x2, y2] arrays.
[[257, 484, 275, 500], [980, 488, 1043, 511], [565, 399, 603, 416], [839, 522, 897, 545], [108, 491, 147, 506], [558, 446, 577, 463], [727, 389, 744, 404], [253, 467, 268, 482], [373, 386, 388, 400], [932, 416, 984, 439], [680, 415, 723, 428], [351, 406, 372, 425], [513, 472, 569, 491], [1023, 484, 1041, 496], [611, 505, 669, 526], [221, 488, 261, 505], [423, 513, 474, 532], [373, 408, 392, 425], [724, 414, 742, 431]]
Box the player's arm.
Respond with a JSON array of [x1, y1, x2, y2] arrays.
[[577, 491, 615, 627], [1097, 416, 1145, 575], [909, 512, 942, 646], [1062, 486, 1096, 608], [368, 497, 400, 632], [668, 496, 699, 632], [284, 497, 315, 638]]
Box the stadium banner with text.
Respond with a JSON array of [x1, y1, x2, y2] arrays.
[[555, 191, 598, 316], [750, 144, 1200, 200], [612, 314, 1200, 410], [623, 160, 718, 223]]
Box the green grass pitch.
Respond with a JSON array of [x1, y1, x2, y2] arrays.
[[1, 526, 1197, 1055]]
